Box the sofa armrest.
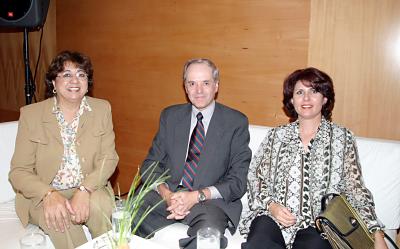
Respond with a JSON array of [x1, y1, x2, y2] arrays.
[[0, 121, 18, 203]]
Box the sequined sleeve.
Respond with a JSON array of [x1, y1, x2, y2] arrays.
[[239, 129, 277, 235], [341, 130, 381, 231]]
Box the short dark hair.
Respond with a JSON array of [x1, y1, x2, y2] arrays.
[[45, 50, 94, 98], [182, 58, 219, 83], [283, 67, 335, 121]]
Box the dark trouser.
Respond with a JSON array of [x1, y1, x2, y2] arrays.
[[242, 215, 332, 249], [132, 190, 229, 249]]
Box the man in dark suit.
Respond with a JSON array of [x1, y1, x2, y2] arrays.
[[134, 58, 251, 249]]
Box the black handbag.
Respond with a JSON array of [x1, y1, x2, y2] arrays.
[[315, 193, 399, 249]]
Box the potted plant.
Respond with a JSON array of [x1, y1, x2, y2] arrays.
[[109, 162, 169, 249]]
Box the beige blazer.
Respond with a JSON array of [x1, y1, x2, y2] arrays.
[[9, 97, 119, 226]]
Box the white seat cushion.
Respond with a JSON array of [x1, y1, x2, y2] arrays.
[[356, 137, 400, 230], [0, 200, 55, 249]]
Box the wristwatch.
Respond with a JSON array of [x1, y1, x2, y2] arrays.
[[198, 189, 206, 203]]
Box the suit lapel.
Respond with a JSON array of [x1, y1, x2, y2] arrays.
[[42, 98, 62, 145], [76, 105, 94, 140], [39, 98, 63, 183], [193, 104, 224, 187], [173, 105, 192, 180]]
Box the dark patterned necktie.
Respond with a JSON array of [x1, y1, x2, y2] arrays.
[[182, 112, 205, 190]]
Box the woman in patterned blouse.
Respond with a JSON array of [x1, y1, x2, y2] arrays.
[[9, 51, 119, 249], [239, 67, 388, 249]]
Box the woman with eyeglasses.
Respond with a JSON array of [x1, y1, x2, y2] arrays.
[[9, 50, 119, 249]]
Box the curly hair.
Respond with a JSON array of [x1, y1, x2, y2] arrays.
[[283, 67, 335, 121], [45, 50, 94, 98]]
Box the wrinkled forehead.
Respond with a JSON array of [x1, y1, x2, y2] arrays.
[[187, 62, 213, 73], [185, 63, 214, 79]]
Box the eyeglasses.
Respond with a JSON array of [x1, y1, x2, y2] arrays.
[[57, 71, 88, 81]]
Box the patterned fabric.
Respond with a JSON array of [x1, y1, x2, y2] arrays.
[[51, 97, 92, 190], [239, 118, 381, 248], [182, 112, 205, 190]]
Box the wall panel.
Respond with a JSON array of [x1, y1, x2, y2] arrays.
[[56, 0, 310, 192], [309, 0, 400, 140]]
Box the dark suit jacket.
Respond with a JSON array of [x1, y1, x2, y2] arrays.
[[9, 97, 119, 226], [140, 102, 252, 232]]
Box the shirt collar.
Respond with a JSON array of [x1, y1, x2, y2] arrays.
[[279, 117, 330, 144], [191, 100, 215, 123]]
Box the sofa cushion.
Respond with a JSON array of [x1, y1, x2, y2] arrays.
[[356, 137, 400, 230], [0, 199, 55, 249], [0, 121, 18, 203]]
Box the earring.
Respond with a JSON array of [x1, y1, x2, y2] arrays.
[[52, 88, 56, 94]]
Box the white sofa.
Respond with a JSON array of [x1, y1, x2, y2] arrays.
[[1, 121, 399, 249], [0, 121, 47, 249]]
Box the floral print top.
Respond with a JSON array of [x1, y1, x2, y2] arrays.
[[239, 118, 381, 248], [51, 97, 92, 190]]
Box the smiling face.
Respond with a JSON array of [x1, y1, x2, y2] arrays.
[[184, 63, 219, 110], [291, 80, 327, 122], [53, 61, 88, 105]]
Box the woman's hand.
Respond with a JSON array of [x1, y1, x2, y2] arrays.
[[69, 190, 90, 224], [373, 231, 389, 249], [43, 191, 71, 232], [269, 202, 297, 227]]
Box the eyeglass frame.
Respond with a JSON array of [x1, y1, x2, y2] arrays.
[[56, 69, 89, 82]]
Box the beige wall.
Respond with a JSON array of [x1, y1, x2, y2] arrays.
[[1, 0, 399, 192], [308, 0, 400, 140]]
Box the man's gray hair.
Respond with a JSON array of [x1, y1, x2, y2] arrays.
[[182, 58, 219, 83]]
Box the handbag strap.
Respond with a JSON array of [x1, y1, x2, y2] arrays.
[[383, 232, 399, 249], [315, 216, 360, 237]]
